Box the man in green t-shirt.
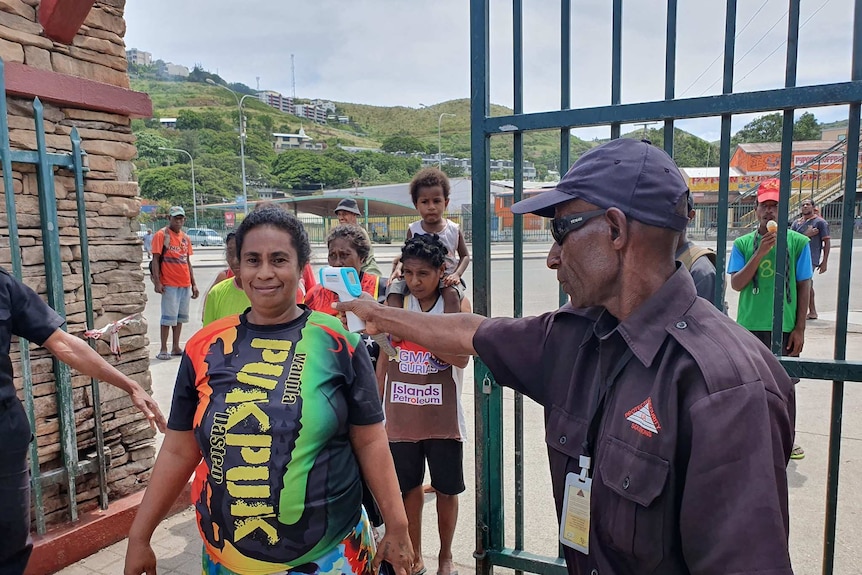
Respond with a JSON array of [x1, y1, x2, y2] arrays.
[[727, 178, 812, 459]]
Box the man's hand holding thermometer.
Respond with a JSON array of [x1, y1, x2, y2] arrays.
[[319, 266, 398, 357]]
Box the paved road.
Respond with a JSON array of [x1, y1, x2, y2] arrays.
[[61, 242, 862, 575]]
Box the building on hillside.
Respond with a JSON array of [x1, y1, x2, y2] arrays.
[[165, 63, 190, 77], [126, 48, 152, 66], [821, 126, 848, 141], [294, 103, 328, 124], [339, 145, 382, 153], [416, 154, 536, 178], [311, 99, 337, 113], [254, 94, 331, 125], [159, 117, 177, 129], [256, 188, 289, 200], [273, 128, 325, 151], [258, 90, 294, 114]]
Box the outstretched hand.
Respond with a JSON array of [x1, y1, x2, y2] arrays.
[[333, 294, 382, 334], [129, 385, 167, 433]]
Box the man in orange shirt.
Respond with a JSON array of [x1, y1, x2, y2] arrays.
[[151, 206, 199, 360]]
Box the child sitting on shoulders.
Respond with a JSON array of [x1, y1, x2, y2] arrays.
[[387, 168, 470, 315], [381, 234, 468, 575]]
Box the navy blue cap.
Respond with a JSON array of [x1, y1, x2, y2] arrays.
[[511, 139, 690, 232]]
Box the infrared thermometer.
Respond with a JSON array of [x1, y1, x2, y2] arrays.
[[319, 266, 398, 358], [319, 266, 365, 331]]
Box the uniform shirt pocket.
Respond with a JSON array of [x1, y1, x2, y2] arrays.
[[544, 406, 589, 513], [597, 435, 670, 571]]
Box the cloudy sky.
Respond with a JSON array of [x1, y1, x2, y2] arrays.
[[124, 0, 855, 141]]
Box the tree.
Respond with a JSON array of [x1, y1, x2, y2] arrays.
[[271, 150, 356, 189], [256, 114, 275, 135], [176, 109, 204, 131], [244, 132, 277, 166], [198, 129, 239, 155], [381, 134, 427, 154], [133, 130, 172, 167], [361, 165, 382, 184], [731, 113, 783, 145], [793, 112, 821, 141], [441, 164, 465, 178], [138, 164, 240, 206], [731, 112, 821, 145], [200, 109, 227, 131], [188, 66, 226, 86]]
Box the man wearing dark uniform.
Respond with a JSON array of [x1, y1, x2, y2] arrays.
[[336, 139, 796, 575]]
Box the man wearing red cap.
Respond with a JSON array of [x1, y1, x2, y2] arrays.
[[727, 177, 811, 459]]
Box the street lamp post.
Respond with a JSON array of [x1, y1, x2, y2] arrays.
[[207, 79, 255, 214], [159, 146, 197, 227], [437, 113, 456, 168]]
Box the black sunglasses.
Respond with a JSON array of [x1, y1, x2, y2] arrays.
[[551, 209, 607, 245]]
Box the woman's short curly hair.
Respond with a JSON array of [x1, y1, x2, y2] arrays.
[[401, 233, 447, 269], [326, 224, 371, 264], [409, 167, 450, 204], [235, 207, 312, 270]]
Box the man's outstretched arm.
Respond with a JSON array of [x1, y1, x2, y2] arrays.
[[335, 298, 484, 357]]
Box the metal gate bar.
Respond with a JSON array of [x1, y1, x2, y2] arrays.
[[511, 1, 525, 571], [470, 2, 862, 575], [72, 131, 110, 509], [32, 98, 79, 521]]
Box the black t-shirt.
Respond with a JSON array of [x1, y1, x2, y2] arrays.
[[0, 267, 65, 405], [167, 308, 384, 571]]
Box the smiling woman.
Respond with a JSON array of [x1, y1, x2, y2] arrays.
[[125, 209, 415, 575], [235, 209, 312, 325]]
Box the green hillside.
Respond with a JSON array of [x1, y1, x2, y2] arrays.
[[129, 77, 729, 214], [133, 79, 595, 166], [132, 79, 379, 149]]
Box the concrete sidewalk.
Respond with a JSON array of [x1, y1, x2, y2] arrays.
[[57, 509, 200, 575]]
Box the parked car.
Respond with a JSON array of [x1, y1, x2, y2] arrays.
[[186, 228, 225, 247]]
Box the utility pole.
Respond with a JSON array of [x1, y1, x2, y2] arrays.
[[158, 147, 197, 227], [634, 121, 658, 139], [437, 112, 456, 168], [291, 54, 296, 100], [206, 79, 254, 215]]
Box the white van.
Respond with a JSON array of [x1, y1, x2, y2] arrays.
[[186, 228, 225, 247]]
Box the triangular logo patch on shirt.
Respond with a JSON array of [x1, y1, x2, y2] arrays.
[[625, 397, 661, 438]]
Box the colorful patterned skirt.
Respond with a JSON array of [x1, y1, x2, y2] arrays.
[[202, 508, 376, 575]]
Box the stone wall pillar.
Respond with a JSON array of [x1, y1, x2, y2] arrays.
[[0, 0, 155, 525]]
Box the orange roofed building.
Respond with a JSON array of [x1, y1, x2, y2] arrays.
[[491, 182, 554, 233], [731, 141, 846, 176]]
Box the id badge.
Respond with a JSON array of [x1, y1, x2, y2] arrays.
[[559, 471, 591, 554]]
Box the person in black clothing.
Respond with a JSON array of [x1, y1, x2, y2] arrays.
[[0, 268, 166, 574]]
